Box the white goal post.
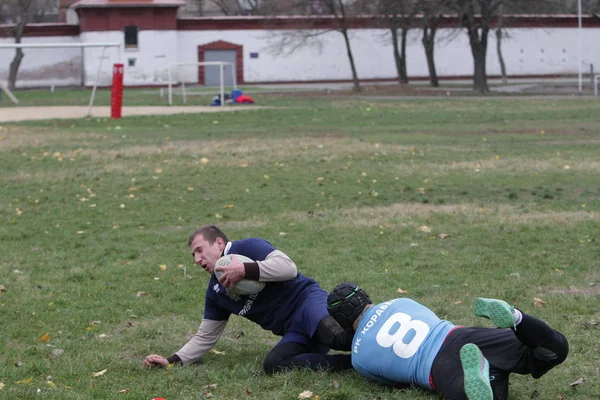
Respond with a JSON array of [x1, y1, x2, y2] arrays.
[[0, 42, 120, 116], [0, 82, 19, 104], [167, 61, 237, 106]]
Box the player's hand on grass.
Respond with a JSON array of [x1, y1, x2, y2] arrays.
[[144, 354, 169, 368], [215, 255, 245, 289]]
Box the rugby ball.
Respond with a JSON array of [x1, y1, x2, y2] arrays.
[[214, 254, 266, 296]]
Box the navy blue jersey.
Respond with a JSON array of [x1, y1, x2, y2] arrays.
[[352, 298, 455, 388], [204, 238, 329, 341]]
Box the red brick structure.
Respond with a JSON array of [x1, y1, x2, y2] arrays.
[[72, 0, 183, 32]]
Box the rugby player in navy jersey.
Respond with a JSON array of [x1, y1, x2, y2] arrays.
[[144, 225, 353, 374], [327, 283, 568, 400]]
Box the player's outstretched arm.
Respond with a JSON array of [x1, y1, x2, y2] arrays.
[[174, 319, 228, 365]]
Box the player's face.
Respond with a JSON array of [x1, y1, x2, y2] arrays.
[[190, 234, 225, 274]]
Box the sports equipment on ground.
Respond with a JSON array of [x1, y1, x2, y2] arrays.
[[474, 298, 515, 329], [214, 254, 265, 296], [460, 343, 494, 400], [167, 61, 237, 106]]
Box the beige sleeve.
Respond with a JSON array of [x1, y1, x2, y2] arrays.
[[175, 319, 228, 366], [256, 249, 298, 282]]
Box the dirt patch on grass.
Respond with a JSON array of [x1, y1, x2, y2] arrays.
[[79, 136, 413, 163], [542, 285, 600, 296], [540, 140, 600, 146], [281, 202, 598, 229]]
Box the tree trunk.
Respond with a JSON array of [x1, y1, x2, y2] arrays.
[[496, 7, 507, 84], [8, 48, 24, 91], [8, 0, 33, 91], [340, 28, 361, 92], [399, 26, 409, 84], [470, 37, 489, 93], [8, 14, 29, 91], [422, 18, 439, 87], [390, 19, 408, 84], [496, 27, 507, 84], [463, 7, 490, 93]]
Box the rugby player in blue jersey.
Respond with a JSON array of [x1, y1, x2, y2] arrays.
[[144, 225, 353, 374], [327, 282, 568, 400]]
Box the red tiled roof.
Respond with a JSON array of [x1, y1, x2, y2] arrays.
[[71, 0, 184, 8]]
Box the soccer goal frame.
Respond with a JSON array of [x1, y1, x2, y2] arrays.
[[167, 61, 237, 106], [0, 42, 120, 116], [0, 82, 19, 104]]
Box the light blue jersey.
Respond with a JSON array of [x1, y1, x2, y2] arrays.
[[352, 298, 455, 388]]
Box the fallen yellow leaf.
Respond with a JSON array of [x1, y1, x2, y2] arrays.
[[203, 384, 218, 390], [40, 332, 50, 342], [92, 369, 108, 377], [263, 174, 270, 179], [159, 264, 168, 271], [0, 382, 4, 389], [201, 157, 209, 164], [209, 349, 225, 355], [533, 297, 547, 307], [418, 225, 431, 233], [396, 288, 408, 294], [16, 377, 33, 384], [298, 391, 313, 399], [119, 388, 130, 394]]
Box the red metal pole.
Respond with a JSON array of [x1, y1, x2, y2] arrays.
[[111, 63, 124, 119]]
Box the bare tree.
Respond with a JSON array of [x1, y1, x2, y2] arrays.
[[419, 0, 451, 87], [374, 0, 420, 84], [1, 0, 57, 90], [5, 0, 33, 91], [496, 3, 507, 83], [210, 0, 263, 15], [448, 0, 569, 93], [266, 0, 363, 92]]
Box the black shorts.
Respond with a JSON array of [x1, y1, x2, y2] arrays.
[[430, 327, 529, 400]]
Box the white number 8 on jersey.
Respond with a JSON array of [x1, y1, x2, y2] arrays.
[[375, 312, 429, 358]]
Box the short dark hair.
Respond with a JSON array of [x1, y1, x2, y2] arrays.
[[188, 225, 229, 246]]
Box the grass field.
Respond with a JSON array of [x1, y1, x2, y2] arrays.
[[0, 91, 599, 399]]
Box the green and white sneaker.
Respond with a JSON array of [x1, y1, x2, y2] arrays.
[[460, 343, 494, 400], [474, 297, 515, 329]]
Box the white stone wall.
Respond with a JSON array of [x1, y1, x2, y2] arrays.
[[2, 26, 599, 87], [80, 30, 178, 86], [177, 26, 600, 84]]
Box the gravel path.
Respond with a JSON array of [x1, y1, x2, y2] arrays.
[[0, 105, 267, 122]]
